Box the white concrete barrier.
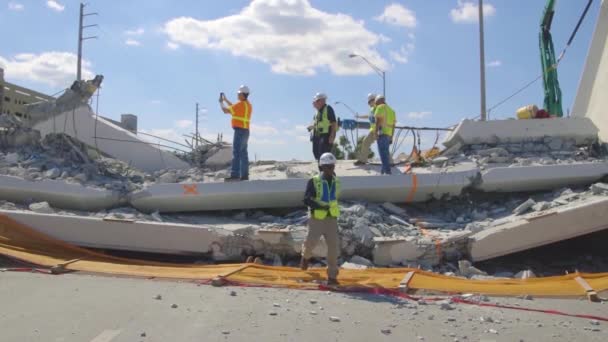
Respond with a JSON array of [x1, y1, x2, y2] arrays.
[[130, 167, 479, 213], [0, 175, 121, 211], [573, 0, 608, 142], [477, 162, 608, 192], [443, 118, 598, 147], [33, 105, 191, 172], [470, 196, 608, 261]]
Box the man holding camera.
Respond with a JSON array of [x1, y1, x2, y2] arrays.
[[220, 85, 252, 181]]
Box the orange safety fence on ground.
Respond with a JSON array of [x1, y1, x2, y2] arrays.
[[1, 214, 608, 298]]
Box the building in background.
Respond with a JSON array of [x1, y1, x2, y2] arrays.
[[0, 67, 55, 120]]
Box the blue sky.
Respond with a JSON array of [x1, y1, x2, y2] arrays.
[[0, 0, 601, 160]]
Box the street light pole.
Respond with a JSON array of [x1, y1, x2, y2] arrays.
[[349, 54, 386, 98], [479, 0, 487, 121]]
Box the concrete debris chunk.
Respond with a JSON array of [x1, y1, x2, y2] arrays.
[[532, 201, 550, 212], [349, 255, 374, 267], [381, 202, 408, 217], [590, 320, 600, 326], [269, 312, 278, 316], [44, 168, 61, 179], [171, 304, 178, 309], [381, 328, 392, 335], [29, 201, 55, 214], [309, 299, 317, 304], [154, 294, 162, 300], [512, 198, 536, 215], [4, 153, 19, 164], [591, 183, 608, 195], [515, 270, 536, 279], [329, 316, 341, 322], [458, 260, 487, 278]]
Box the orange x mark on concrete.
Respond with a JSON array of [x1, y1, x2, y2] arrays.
[[182, 184, 199, 195]]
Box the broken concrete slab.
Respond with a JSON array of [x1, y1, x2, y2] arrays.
[[0, 209, 229, 255], [131, 167, 479, 213], [443, 118, 599, 148], [0, 175, 122, 211], [469, 196, 608, 261], [476, 162, 608, 193], [372, 237, 426, 266], [33, 105, 190, 172]]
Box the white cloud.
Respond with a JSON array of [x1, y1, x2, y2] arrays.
[[249, 137, 286, 145], [166, 42, 180, 50], [390, 44, 414, 64], [407, 111, 432, 119], [150, 99, 163, 105], [8, 2, 24, 11], [125, 28, 145, 36], [163, 0, 388, 76], [0, 51, 93, 87], [125, 39, 142, 47], [487, 60, 501, 67], [46, 0, 64, 12], [250, 123, 279, 136], [450, 1, 496, 24], [175, 120, 193, 129], [374, 3, 417, 28]]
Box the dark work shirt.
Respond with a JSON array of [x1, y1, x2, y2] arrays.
[[314, 104, 337, 138], [303, 175, 335, 211]]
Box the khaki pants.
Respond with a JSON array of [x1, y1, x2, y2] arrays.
[[356, 132, 376, 163], [302, 217, 340, 279]]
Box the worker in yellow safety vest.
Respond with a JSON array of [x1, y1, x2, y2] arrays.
[[308, 93, 338, 162], [374, 95, 396, 175], [301, 152, 340, 285], [220, 85, 252, 181], [354, 93, 378, 165]]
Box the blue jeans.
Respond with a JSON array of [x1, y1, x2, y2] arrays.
[[377, 134, 392, 175], [231, 128, 249, 179]]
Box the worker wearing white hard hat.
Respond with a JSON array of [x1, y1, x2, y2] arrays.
[[220, 85, 253, 181], [354, 93, 379, 166], [301, 152, 340, 285], [374, 94, 396, 175], [308, 92, 338, 163]]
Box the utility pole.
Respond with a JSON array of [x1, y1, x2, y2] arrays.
[[77, 3, 98, 81], [478, 0, 487, 121], [195, 103, 200, 149]]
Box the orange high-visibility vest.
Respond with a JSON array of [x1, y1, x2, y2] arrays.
[[229, 101, 252, 129]]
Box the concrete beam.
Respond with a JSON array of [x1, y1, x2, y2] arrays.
[[572, 0, 608, 142], [1, 209, 229, 255], [477, 162, 608, 192], [443, 118, 598, 148], [0, 175, 121, 211], [469, 196, 608, 261], [33, 105, 190, 172], [130, 167, 479, 213]]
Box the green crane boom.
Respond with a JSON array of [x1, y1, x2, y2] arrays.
[[539, 0, 564, 117]]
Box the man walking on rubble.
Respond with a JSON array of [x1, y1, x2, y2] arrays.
[[308, 93, 338, 162], [374, 95, 396, 175], [220, 85, 252, 181], [300, 152, 340, 285], [354, 93, 378, 165]]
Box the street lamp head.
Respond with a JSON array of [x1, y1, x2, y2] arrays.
[[348, 53, 358, 58]]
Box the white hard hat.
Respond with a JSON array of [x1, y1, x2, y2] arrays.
[[238, 85, 250, 94], [313, 92, 327, 102], [375, 94, 385, 102], [367, 93, 376, 102], [319, 152, 337, 166]]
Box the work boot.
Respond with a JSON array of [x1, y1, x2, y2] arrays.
[[300, 258, 309, 271], [224, 176, 240, 182], [327, 278, 339, 286], [240, 176, 249, 181], [353, 160, 366, 166]]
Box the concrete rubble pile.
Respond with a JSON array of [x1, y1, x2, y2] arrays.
[[0, 119, 607, 277]]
